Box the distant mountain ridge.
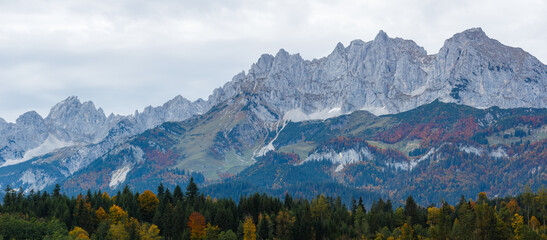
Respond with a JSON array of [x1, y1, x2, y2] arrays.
[[0, 28, 545, 197], [0, 95, 208, 169]]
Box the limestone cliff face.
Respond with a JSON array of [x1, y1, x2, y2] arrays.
[[209, 28, 546, 121]]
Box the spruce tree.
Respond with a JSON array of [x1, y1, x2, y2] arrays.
[[53, 184, 61, 198], [174, 185, 184, 202], [157, 183, 165, 200], [405, 195, 418, 225], [186, 177, 198, 201]]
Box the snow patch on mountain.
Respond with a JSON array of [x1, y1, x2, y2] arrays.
[[360, 106, 390, 116], [18, 169, 57, 193], [490, 147, 509, 158], [1, 135, 74, 168], [283, 107, 343, 122], [256, 120, 288, 157], [460, 146, 483, 156], [304, 147, 374, 172], [387, 148, 434, 171], [109, 164, 132, 189]]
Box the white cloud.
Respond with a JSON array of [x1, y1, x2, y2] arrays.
[[0, 0, 545, 122]]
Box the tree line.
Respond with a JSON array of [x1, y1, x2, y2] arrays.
[[0, 179, 546, 240]]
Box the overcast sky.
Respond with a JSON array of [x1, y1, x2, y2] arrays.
[[0, 0, 545, 122]]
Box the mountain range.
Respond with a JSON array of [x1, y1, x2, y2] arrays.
[[0, 28, 545, 204]]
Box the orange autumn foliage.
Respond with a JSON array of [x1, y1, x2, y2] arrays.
[[95, 207, 108, 222], [188, 211, 206, 240]]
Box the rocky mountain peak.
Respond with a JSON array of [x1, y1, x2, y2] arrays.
[[333, 42, 345, 53], [48, 96, 80, 113], [275, 48, 290, 59], [167, 95, 190, 105], [46, 96, 103, 121], [451, 27, 489, 42], [16, 111, 44, 126], [440, 27, 501, 57], [47, 96, 106, 125], [374, 30, 389, 42], [250, 54, 275, 77]]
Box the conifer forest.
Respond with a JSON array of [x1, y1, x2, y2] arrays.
[[0, 178, 546, 240]]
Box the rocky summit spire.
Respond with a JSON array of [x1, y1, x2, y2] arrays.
[[374, 30, 389, 42]]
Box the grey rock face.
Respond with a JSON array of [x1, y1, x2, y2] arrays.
[[208, 28, 546, 120], [134, 95, 209, 130], [0, 111, 49, 160], [0, 95, 207, 170], [45, 96, 109, 143], [0, 93, 207, 192], [434, 28, 546, 108]]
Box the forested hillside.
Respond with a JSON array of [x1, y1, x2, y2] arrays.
[[202, 101, 547, 205], [1, 180, 546, 239]]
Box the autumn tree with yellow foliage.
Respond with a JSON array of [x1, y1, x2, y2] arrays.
[[69, 226, 90, 240], [109, 204, 128, 224], [243, 216, 257, 240], [138, 190, 159, 222]]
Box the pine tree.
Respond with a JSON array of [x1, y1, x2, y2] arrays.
[[174, 185, 184, 202], [275, 210, 295, 240], [354, 205, 369, 237], [186, 177, 198, 201], [283, 193, 293, 209], [157, 183, 165, 200], [53, 184, 61, 198], [257, 213, 271, 240], [404, 196, 418, 226], [453, 200, 475, 240], [437, 202, 454, 240], [522, 185, 533, 226], [73, 195, 95, 233], [294, 200, 313, 240], [311, 194, 329, 221]]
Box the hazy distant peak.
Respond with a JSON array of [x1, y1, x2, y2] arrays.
[[16, 111, 44, 126]]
